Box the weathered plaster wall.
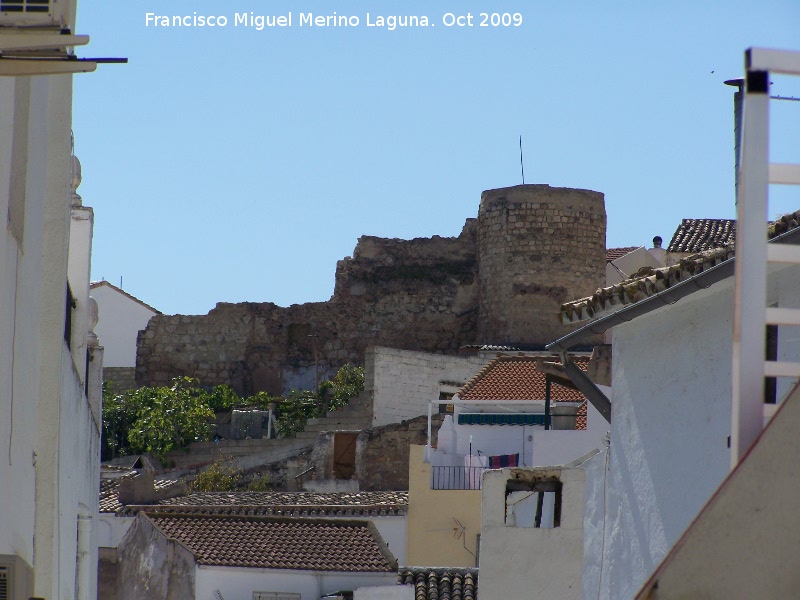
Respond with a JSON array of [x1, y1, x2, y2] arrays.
[[117, 514, 195, 600], [136, 185, 607, 395], [479, 468, 585, 600], [311, 414, 442, 492], [406, 445, 481, 567], [195, 565, 397, 600]]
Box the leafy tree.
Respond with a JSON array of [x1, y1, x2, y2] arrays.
[[206, 384, 242, 411], [126, 378, 214, 462]]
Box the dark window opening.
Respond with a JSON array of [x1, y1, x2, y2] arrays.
[[505, 477, 562, 528], [765, 324, 778, 404], [64, 285, 75, 350]]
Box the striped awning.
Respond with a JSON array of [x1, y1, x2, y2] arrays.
[[458, 413, 546, 426]]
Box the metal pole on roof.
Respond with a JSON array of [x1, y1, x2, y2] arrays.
[[545, 376, 552, 430]]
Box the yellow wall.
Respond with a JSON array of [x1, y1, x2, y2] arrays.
[[406, 445, 482, 567]]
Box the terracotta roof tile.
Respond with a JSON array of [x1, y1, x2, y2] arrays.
[[559, 210, 800, 325], [146, 513, 397, 572], [667, 219, 736, 253], [606, 246, 639, 262], [124, 491, 408, 518], [398, 567, 478, 600], [99, 472, 187, 514], [455, 356, 588, 430], [457, 356, 588, 403]]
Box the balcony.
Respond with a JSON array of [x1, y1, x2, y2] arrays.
[[431, 465, 488, 490]]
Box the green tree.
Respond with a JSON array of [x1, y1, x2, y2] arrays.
[[127, 378, 215, 462]]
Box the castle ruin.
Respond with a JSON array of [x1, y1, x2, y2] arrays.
[[136, 184, 606, 395]]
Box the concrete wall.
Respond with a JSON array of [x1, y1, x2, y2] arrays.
[[117, 514, 196, 600], [91, 282, 157, 367], [195, 565, 396, 600], [368, 347, 487, 427], [479, 467, 585, 599], [406, 445, 481, 567]]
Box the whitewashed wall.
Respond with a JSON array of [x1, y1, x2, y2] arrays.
[[368, 347, 486, 427], [480, 468, 585, 599], [91, 282, 157, 367], [585, 280, 735, 599], [195, 565, 396, 600]]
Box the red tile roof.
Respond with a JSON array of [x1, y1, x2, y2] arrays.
[[606, 246, 639, 262], [456, 356, 588, 430], [146, 513, 397, 572], [458, 356, 588, 403]]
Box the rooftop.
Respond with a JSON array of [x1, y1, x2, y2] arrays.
[[398, 567, 478, 600], [606, 246, 640, 262], [667, 218, 736, 253], [456, 355, 588, 430], [145, 512, 397, 572], [558, 210, 800, 326], [457, 355, 589, 403]]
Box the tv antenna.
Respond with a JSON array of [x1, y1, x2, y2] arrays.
[[519, 135, 525, 184]]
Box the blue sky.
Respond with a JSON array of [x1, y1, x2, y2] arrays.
[[73, 0, 800, 315]]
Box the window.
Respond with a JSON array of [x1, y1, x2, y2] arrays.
[[505, 477, 562, 528]]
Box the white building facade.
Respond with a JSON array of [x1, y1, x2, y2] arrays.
[[0, 16, 103, 599]]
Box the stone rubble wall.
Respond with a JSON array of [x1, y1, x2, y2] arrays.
[[136, 185, 607, 396]]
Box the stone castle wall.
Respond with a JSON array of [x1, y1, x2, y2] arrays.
[[477, 185, 606, 344], [136, 185, 606, 395]]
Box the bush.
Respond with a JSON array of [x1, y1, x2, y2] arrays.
[[190, 458, 242, 492]]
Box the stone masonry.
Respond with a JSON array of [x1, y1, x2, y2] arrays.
[[137, 185, 606, 396]]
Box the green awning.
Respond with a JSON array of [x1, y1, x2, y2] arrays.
[[458, 413, 546, 426]]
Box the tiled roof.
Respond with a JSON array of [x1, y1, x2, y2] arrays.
[[99, 472, 183, 514], [398, 567, 478, 600], [125, 491, 408, 517], [606, 246, 639, 262], [667, 219, 736, 253], [455, 356, 588, 431], [458, 356, 588, 402], [145, 513, 397, 572], [559, 210, 800, 325]]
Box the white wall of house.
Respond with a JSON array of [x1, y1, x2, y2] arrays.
[[605, 247, 662, 286], [91, 282, 157, 367], [479, 467, 585, 599], [195, 565, 397, 600], [584, 263, 800, 599], [354, 584, 413, 599], [0, 71, 101, 600], [97, 515, 135, 550], [368, 347, 487, 427], [584, 277, 735, 599]]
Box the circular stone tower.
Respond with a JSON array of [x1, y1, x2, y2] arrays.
[[477, 184, 606, 346]]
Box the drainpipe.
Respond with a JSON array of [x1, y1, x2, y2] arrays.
[[724, 78, 744, 206], [544, 376, 552, 430], [77, 514, 92, 600], [425, 401, 433, 463]]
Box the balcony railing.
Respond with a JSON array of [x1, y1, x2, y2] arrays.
[[431, 466, 487, 490]]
